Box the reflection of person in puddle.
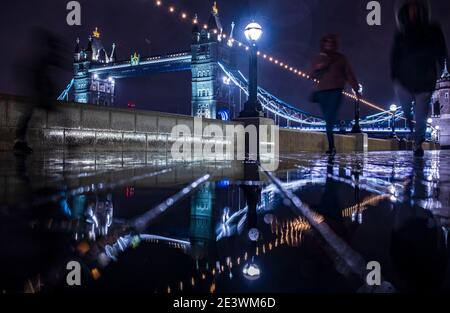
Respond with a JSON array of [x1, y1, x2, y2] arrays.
[[391, 209, 447, 292], [390, 158, 448, 292], [314, 156, 345, 228]]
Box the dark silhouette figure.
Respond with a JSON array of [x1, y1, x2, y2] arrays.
[[309, 34, 360, 155], [14, 28, 68, 154], [391, 210, 447, 292], [390, 157, 448, 292], [391, 0, 448, 157]]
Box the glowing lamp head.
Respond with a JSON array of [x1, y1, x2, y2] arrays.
[[242, 260, 261, 280], [390, 104, 398, 112], [244, 22, 263, 43], [427, 118, 433, 124], [436, 125, 440, 130]]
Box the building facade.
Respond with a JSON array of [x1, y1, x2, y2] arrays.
[[432, 61, 450, 147]]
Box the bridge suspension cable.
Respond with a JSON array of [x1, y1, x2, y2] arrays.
[[57, 79, 74, 101]]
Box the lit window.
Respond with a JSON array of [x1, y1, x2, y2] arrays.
[[446, 92, 449, 99]]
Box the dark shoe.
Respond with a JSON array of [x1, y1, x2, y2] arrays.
[[414, 148, 424, 158], [13, 141, 33, 154], [326, 147, 336, 155], [413, 142, 424, 158]]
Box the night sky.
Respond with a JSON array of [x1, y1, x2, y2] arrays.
[[1, 0, 449, 118]]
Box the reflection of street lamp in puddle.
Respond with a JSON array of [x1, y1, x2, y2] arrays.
[[264, 213, 274, 225], [244, 227, 261, 280], [248, 228, 259, 241], [243, 256, 261, 280]]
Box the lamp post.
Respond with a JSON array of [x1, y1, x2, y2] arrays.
[[436, 125, 440, 143], [427, 118, 433, 142], [390, 104, 398, 139], [351, 84, 363, 133], [240, 22, 264, 118]]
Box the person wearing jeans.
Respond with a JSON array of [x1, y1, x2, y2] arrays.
[[316, 89, 344, 152], [309, 34, 360, 155], [394, 82, 431, 145]]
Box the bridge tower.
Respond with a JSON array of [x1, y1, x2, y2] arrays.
[[191, 2, 234, 119], [189, 182, 215, 260], [73, 36, 92, 104], [73, 28, 116, 106], [433, 61, 450, 147]]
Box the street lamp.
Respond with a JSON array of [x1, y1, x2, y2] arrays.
[[240, 22, 264, 118], [390, 104, 398, 139], [351, 83, 363, 133]]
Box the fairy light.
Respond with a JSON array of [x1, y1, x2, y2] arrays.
[[151, 1, 390, 116], [210, 283, 216, 294]]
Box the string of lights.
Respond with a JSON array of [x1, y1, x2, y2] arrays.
[[152, 0, 390, 114]]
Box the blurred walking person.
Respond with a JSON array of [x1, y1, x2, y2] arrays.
[[309, 34, 361, 155], [391, 0, 448, 157], [14, 28, 68, 154]]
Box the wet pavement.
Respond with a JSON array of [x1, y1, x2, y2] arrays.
[[1, 150, 449, 293]]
